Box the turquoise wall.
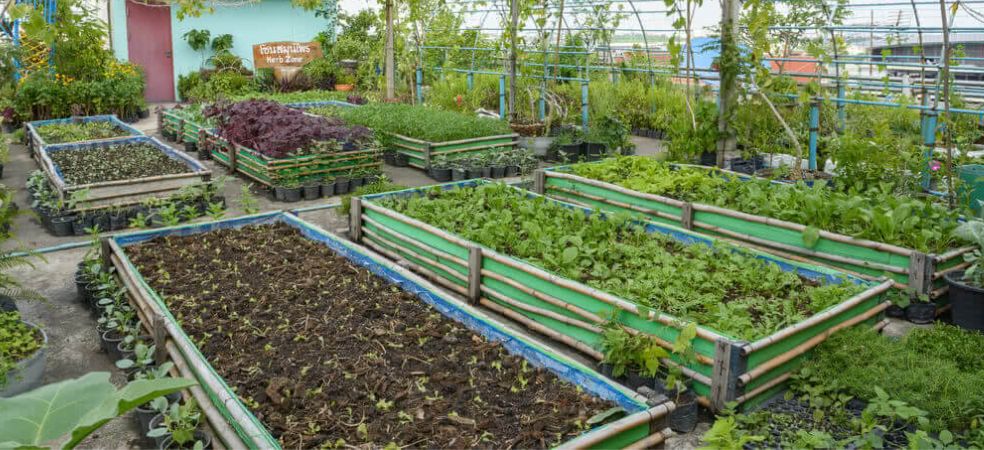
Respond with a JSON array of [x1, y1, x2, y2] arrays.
[[110, 0, 329, 98]]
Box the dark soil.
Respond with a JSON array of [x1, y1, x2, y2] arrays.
[[127, 223, 614, 448], [50, 143, 191, 185]]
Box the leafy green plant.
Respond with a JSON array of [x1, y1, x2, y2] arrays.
[[569, 157, 964, 252], [0, 372, 193, 449], [148, 398, 203, 448], [239, 184, 259, 214], [36, 121, 128, 144], [953, 218, 984, 287], [311, 103, 512, 143], [205, 202, 225, 221], [0, 311, 43, 388], [378, 183, 864, 340], [340, 180, 406, 215]]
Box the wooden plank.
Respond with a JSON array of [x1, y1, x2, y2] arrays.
[[468, 245, 482, 304], [350, 197, 363, 243], [710, 339, 746, 412]]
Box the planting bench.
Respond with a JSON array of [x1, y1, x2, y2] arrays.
[[533, 165, 971, 299], [350, 181, 893, 411], [37, 136, 211, 211], [26, 115, 143, 160], [388, 132, 520, 170], [103, 211, 677, 449], [199, 128, 381, 188]]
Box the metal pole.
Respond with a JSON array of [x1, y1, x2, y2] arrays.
[[837, 84, 846, 132], [508, 0, 519, 121], [581, 81, 589, 132], [467, 72, 474, 90], [416, 67, 424, 104], [499, 75, 507, 119], [921, 110, 938, 190], [385, 0, 395, 100], [809, 101, 820, 171]]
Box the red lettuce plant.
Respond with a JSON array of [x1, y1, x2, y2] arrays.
[[204, 100, 371, 158]]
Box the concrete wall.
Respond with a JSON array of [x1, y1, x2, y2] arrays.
[[110, 0, 329, 97]]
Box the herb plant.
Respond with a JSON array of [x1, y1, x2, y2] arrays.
[[568, 157, 963, 252], [378, 183, 864, 340], [36, 121, 128, 144], [311, 103, 512, 143], [0, 311, 43, 388]]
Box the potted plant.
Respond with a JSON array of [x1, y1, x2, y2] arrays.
[[302, 179, 321, 201], [334, 73, 356, 92], [350, 169, 366, 189], [945, 218, 984, 331], [431, 156, 452, 182], [0, 311, 46, 397], [321, 175, 336, 197], [451, 161, 467, 181], [335, 173, 352, 195], [392, 151, 410, 167], [274, 176, 302, 203], [148, 398, 212, 449], [663, 324, 699, 433]]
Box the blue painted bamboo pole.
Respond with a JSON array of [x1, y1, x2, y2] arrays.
[[809, 101, 820, 171], [467, 72, 474, 90], [922, 111, 938, 190], [581, 82, 589, 132], [499, 75, 506, 119], [837, 84, 846, 132], [416, 68, 423, 104]]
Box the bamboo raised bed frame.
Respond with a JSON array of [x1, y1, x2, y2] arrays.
[[26, 114, 144, 161], [534, 165, 970, 299], [353, 180, 893, 411], [386, 131, 520, 170], [200, 129, 381, 188], [105, 211, 674, 449], [37, 136, 211, 211]]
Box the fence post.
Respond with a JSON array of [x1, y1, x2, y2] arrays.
[[836, 84, 846, 132], [710, 339, 747, 411], [152, 314, 168, 365], [349, 197, 363, 243], [808, 100, 820, 171], [468, 245, 482, 304], [680, 202, 694, 230], [499, 75, 507, 119], [581, 82, 589, 132], [908, 251, 932, 297], [533, 169, 546, 195]]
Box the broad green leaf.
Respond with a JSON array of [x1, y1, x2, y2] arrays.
[[0, 372, 195, 449], [802, 226, 820, 249]]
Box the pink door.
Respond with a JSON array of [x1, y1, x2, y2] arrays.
[[126, 2, 175, 102]]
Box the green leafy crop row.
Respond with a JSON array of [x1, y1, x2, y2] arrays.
[[378, 183, 865, 340], [311, 103, 512, 143], [568, 157, 963, 253], [36, 121, 128, 144]]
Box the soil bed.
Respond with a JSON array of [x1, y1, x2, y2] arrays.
[[49, 143, 192, 185], [36, 121, 129, 144], [127, 223, 613, 448]]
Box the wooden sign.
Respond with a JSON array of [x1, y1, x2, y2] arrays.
[[252, 41, 323, 69]]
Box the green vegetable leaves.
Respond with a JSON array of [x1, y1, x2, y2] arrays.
[[0, 372, 194, 449], [802, 226, 820, 249]]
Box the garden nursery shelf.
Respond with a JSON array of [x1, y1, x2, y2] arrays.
[[37, 136, 211, 211], [534, 166, 971, 299], [104, 211, 676, 449], [199, 128, 381, 188], [350, 180, 894, 411]]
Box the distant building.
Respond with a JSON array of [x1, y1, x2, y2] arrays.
[[869, 33, 984, 83]]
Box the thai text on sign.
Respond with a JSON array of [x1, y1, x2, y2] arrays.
[[252, 41, 323, 69]]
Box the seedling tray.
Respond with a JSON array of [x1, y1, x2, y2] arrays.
[[37, 136, 211, 211], [26, 114, 144, 157], [534, 165, 970, 299], [352, 180, 893, 411], [388, 132, 520, 169], [200, 129, 381, 187], [105, 211, 675, 449]]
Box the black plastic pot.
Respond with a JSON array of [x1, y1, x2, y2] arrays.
[[74, 271, 88, 302], [148, 414, 167, 448], [905, 302, 937, 324], [51, 216, 75, 237], [559, 143, 582, 161], [482, 167, 493, 178], [384, 152, 396, 165], [452, 169, 467, 181], [506, 165, 521, 177], [198, 147, 210, 161], [101, 329, 125, 358], [135, 403, 159, 435], [110, 213, 128, 231], [432, 168, 452, 182], [0, 294, 16, 313], [335, 178, 351, 195], [624, 370, 656, 391], [92, 213, 110, 233], [598, 362, 615, 378], [491, 166, 506, 179], [885, 304, 906, 319], [584, 142, 607, 160], [467, 168, 483, 179], [273, 186, 287, 202], [139, 109, 150, 119], [350, 177, 366, 189], [393, 153, 410, 167], [160, 431, 212, 450], [302, 183, 320, 200], [667, 391, 699, 433], [72, 217, 88, 236], [321, 182, 336, 197], [944, 271, 984, 332], [282, 187, 302, 203], [184, 142, 198, 155], [699, 151, 717, 166]]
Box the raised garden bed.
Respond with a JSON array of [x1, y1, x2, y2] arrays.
[[37, 136, 211, 211], [351, 181, 893, 411], [201, 100, 381, 190], [26, 115, 143, 157], [159, 106, 210, 148], [535, 157, 970, 299], [310, 103, 519, 171], [105, 212, 676, 449]]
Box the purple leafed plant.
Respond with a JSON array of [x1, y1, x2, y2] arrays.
[[204, 100, 372, 158]]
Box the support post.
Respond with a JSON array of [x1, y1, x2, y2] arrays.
[[680, 202, 694, 230], [467, 72, 474, 90], [908, 251, 933, 297], [836, 83, 846, 132], [416, 67, 424, 104], [384, 0, 395, 100], [538, 83, 546, 121], [533, 169, 546, 195], [468, 245, 482, 304], [581, 82, 589, 132], [100, 237, 112, 269], [508, 0, 519, 121], [349, 197, 363, 243], [152, 314, 168, 365], [499, 75, 507, 119], [715, 0, 740, 168], [710, 339, 747, 411], [921, 110, 938, 190], [808, 100, 820, 171]]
